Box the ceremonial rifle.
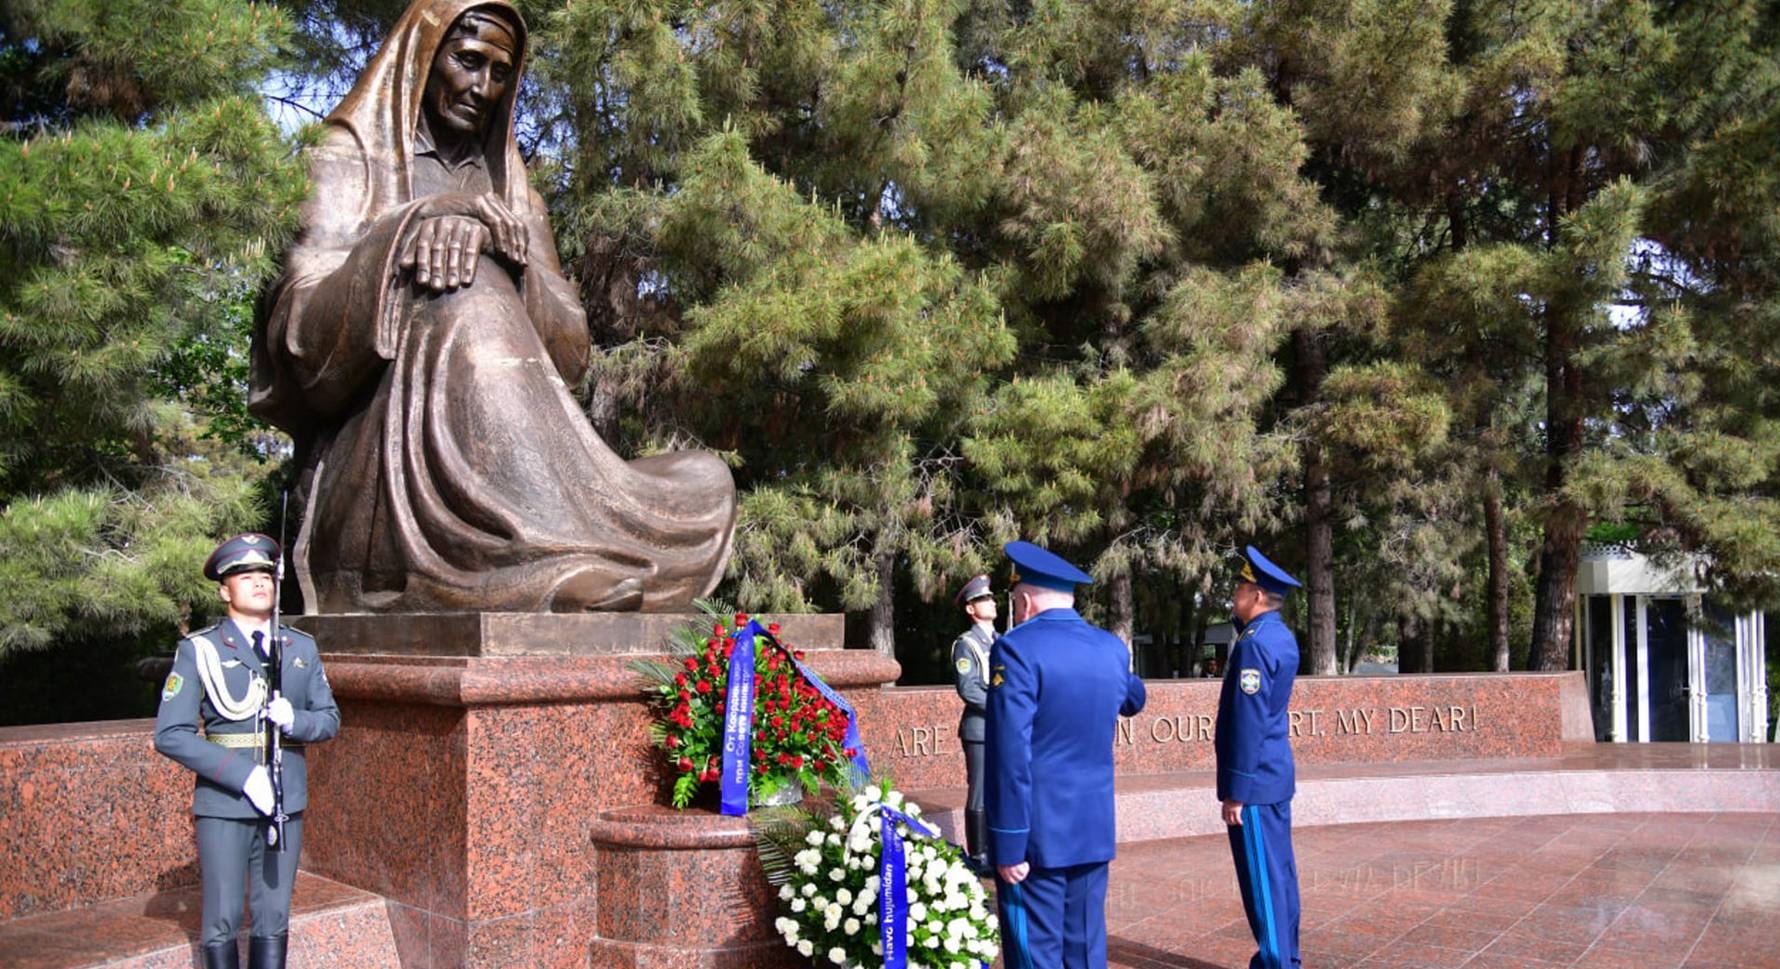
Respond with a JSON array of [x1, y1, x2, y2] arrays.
[[264, 494, 290, 851]]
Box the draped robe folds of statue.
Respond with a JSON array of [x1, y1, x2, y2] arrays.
[[249, 0, 735, 613]]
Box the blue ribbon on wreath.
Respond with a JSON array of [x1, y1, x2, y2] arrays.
[[874, 803, 936, 969], [719, 620, 871, 816], [717, 622, 758, 816]]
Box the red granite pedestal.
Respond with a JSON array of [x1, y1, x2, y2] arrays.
[[585, 805, 802, 969], [291, 613, 895, 969]]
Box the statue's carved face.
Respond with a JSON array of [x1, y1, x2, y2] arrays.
[[423, 12, 517, 142]]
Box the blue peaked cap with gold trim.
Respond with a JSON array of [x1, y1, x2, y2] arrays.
[[204, 533, 281, 581], [1239, 545, 1301, 596], [1006, 540, 1094, 592]]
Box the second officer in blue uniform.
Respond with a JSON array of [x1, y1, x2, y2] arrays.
[[985, 541, 1146, 969], [1216, 545, 1303, 969]]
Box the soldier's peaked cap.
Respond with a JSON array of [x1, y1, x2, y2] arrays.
[[204, 533, 281, 582], [1005, 541, 1094, 592], [1239, 544, 1301, 596], [955, 574, 994, 605]]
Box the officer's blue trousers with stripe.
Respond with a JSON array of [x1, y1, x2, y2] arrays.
[[1227, 802, 1301, 969], [996, 862, 1108, 969]]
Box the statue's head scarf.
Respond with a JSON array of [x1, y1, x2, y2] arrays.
[[250, 0, 535, 437], [325, 0, 530, 217]]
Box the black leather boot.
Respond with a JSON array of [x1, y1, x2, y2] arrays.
[[965, 809, 990, 874], [201, 941, 240, 969], [247, 933, 287, 969]]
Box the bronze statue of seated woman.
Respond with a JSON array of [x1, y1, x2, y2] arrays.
[[251, 0, 735, 613]]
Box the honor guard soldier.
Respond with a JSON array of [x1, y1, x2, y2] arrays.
[[1216, 545, 1304, 969], [985, 541, 1146, 969], [154, 534, 340, 969], [950, 573, 997, 873]]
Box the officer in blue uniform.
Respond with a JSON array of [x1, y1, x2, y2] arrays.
[[154, 534, 340, 969], [1216, 545, 1303, 969], [985, 541, 1146, 969]]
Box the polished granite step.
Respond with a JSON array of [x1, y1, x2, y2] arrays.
[[908, 743, 1780, 846], [0, 871, 399, 969]]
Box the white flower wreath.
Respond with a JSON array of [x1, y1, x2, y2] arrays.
[[757, 779, 999, 968]]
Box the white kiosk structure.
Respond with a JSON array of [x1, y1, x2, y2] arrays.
[[1575, 544, 1771, 743]]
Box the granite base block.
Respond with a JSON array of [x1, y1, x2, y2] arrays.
[[0, 722, 198, 920], [297, 613, 894, 969], [293, 612, 845, 659]]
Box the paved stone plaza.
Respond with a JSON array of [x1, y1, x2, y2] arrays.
[[1103, 812, 1780, 969]]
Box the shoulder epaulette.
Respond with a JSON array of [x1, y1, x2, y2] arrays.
[[182, 622, 223, 642]]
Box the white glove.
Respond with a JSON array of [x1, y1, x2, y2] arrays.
[[266, 697, 294, 731], [242, 766, 274, 815]]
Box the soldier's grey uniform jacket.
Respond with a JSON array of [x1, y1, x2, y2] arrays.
[[951, 624, 994, 742], [154, 620, 340, 818]]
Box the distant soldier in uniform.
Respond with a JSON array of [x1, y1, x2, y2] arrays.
[[1216, 545, 1303, 969], [986, 541, 1147, 969], [950, 573, 997, 873], [154, 534, 341, 969]]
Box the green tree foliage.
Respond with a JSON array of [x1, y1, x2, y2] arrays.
[[527, 0, 1780, 674], [530, 0, 1344, 654], [9, 0, 1780, 700], [660, 130, 1014, 639], [0, 1, 304, 658], [1302, 0, 1780, 666]]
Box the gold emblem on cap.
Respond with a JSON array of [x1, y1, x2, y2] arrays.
[[1240, 561, 1257, 583]]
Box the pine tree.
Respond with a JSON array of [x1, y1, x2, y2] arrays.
[[1227, 0, 1780, 670], [0, 1, 304, 657], [543, 0, 1025, 653], [532, 1, 1317, 657]]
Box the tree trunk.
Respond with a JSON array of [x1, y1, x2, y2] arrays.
[[867, 551, 896, 657], [1529, 504, 1584, 670], [1294, 327, 1337, 675], [1344, 607, 1376, 674], [1107, 570, 1135, 647], [1192, 601, 1213, 676], [584, 372, 622, 445], [1397, 612, 1432, 674], [1530, 284, 1585, 664], [1483, 467, 1511, 672], [1176, 584, 1198, 677], [1340, 595, 1357, 673], [1528, 150, 1588, 672]]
